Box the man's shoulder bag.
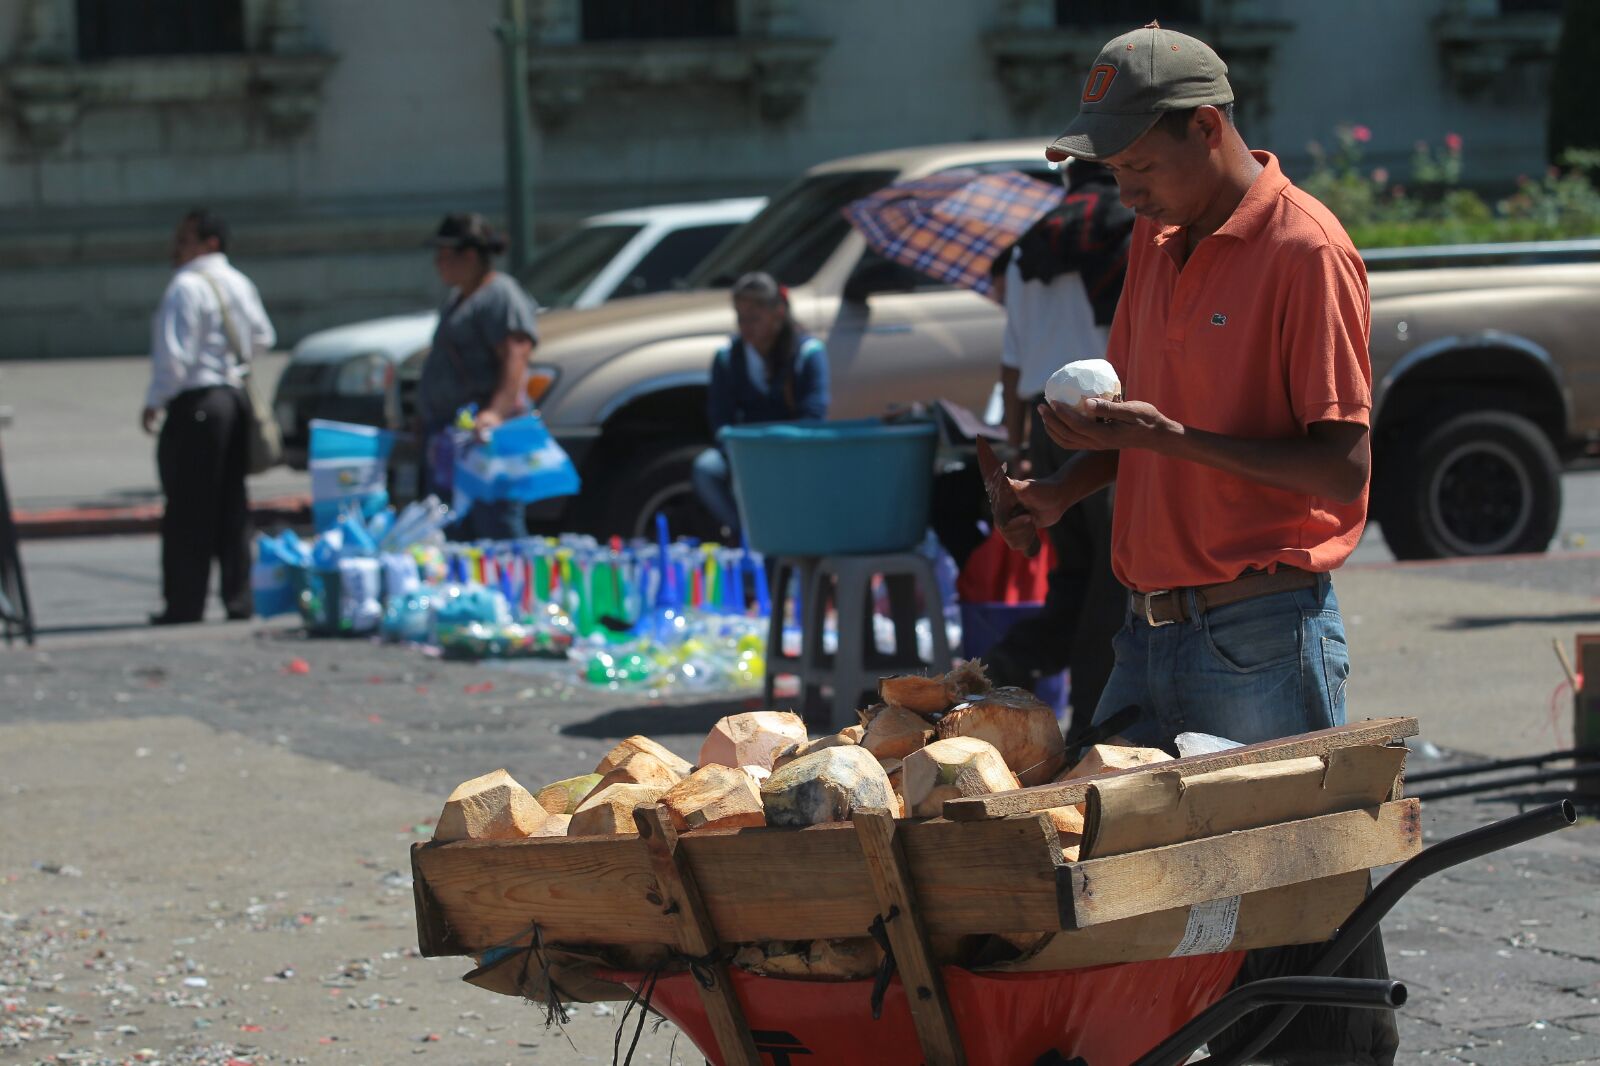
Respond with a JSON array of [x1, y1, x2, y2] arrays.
[[197, 271, 281, 475]]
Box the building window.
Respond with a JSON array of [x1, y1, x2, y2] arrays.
[[580, 0, 738, 41], [1054, 0, 1203, 27], [75, 0, 246, 61]]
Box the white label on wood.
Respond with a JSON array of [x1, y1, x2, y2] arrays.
[[1170, 896, 1241, 957]]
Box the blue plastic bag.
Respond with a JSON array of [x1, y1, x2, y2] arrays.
[[252, 531, 308, 618], [452, 414, 580, 516], [309, 419, 395, 533]]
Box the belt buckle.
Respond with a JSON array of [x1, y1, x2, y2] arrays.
[[1142, 589, 1176, 627]]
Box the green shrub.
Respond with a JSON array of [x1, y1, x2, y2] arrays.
[[1299, 124, 1600, 248]]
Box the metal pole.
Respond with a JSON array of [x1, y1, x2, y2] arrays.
[[496, 0, 533, 276]]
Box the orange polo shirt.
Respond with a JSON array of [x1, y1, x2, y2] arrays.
[[1105, 151, 1372, 592]]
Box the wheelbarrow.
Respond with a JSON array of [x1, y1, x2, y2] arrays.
[[409, 718, 1575, 1065]]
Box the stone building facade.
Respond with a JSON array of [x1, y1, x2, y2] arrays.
[[0, 0, 1564, 358]]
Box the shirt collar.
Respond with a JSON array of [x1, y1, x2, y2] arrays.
[[1149, 150, 1288, 250], [178, 252, 229, 275]]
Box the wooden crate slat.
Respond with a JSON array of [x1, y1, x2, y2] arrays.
[[1063, 798, 1421, 929], [414, 813, 1065, 955], [412, 835, 671, 955], [944, 717, 1418, 821]]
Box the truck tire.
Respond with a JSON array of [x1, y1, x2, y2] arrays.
[[1379, 410, 1561, 560], [582, 440, 724, 542]]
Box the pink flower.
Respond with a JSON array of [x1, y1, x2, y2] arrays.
[[1371, 167, 1389, 184], [1351, 125, 1372, 143], [1444, 132, 1463, 153]]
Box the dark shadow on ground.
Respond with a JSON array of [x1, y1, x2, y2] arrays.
[[1437, 611, 1600, 631], [559, 694, 766, 739]]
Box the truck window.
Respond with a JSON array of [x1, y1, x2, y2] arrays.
[[689, 170, 898, 289], [519, 223, 643, 308], [613, 223, 740, 298]]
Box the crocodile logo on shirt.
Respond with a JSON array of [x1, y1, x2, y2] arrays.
[[1211, 313, 1227, 326]]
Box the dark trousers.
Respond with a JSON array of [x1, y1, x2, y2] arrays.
[[985, 398, 1124, 736], [158, 386, 252, 622]]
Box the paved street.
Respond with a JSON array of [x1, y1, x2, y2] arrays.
[[6, 368, 1600, 1066], [0, 354, 308, 516], [2, 548, 1599, 1064]]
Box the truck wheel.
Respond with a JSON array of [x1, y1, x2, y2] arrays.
[[1380, 410, 1561, 560], [583, 440, 724, 542]]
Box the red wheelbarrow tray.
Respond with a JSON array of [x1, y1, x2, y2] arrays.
[[411, 717, 1419, 1065]]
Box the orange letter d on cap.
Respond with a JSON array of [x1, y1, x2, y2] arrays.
[[1082, 64, 1117, 102]]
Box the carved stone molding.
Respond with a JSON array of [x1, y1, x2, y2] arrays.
[[1433, 1, 1560, 98], [2, 0, 337, 147], [524, 0, 831, 126], [985, 0, 1288, 129]]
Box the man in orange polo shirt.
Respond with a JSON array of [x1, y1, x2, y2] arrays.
[[1004, 23, 1373, 753]]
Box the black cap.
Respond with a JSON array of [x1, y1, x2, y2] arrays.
[[426, 213, 506, 254]]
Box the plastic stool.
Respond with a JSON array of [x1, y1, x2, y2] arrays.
[[799, 552, 953, 731], [763, 555, 819, 705]]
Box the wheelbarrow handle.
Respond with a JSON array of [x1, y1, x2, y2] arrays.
[[1193, 799, 1576, 1066], [1130, 978, 1406, 1066]]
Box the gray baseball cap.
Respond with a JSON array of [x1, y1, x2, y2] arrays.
[[1045, 22, 1233, 163]]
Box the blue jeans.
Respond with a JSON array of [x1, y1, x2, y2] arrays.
[[1090, 573, 1350, 751], [692, 447, 741, 534]]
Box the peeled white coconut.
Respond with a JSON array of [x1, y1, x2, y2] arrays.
[[1044, 359, 1122, 412]]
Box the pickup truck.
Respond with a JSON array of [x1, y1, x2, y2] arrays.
[[397, 139, 1600, 560]]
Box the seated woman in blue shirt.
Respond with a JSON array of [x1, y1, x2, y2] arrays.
[[693, 272, 829, 538]]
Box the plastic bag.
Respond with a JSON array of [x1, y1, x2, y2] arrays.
[[308, 419, 394, 532], [336, 557, 382, 634], [251, 531, 308, 618], [453, 414, 580, 515]]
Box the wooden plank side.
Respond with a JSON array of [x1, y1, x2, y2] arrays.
[[635, 806, 762, 1066], [853, 809, 967, 1066], [1064, 799, 1420, 929], [987, 871, 1370, 973], [1083, 745, 1407, 859], [414, 814, 1067, 955], [687, 814, 1065, 940], [413, 834, 671, 954], [944, 717, 1419, 821], [411, 841, 456, 957]]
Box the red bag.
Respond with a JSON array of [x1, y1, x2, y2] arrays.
[[957, 528, 1055, 605], [605, 952, 1244, 1066]]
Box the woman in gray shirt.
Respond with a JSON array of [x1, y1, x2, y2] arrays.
[[417, 213, 540, 540]]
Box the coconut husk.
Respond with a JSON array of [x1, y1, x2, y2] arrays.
[[1058, 743, 1173, 781], [567, 782, 670, 836], [861, 704, 935, 761], [878, 674, 950, 716], [772, 732, 858, 770], [433, 769, 548, 842], [593, 736, 692, 778], [901, 736, 1021, 818], [536, 773, 603, 816], [700, 710, 808, 771], [761, 746, 895, 827], [935, 688, 1066, 786], [659, 764, 766, 831], [943, 659, 992, 702]]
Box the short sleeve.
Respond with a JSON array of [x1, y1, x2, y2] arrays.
[[1283, 244, 1372, 428], [479, 278, 539, 350]]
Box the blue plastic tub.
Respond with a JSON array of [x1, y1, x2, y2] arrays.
[[721, 418, 937, 557]]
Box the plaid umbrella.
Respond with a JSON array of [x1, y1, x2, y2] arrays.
[[843, 170, 1065, 296]]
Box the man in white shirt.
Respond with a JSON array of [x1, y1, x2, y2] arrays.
[[985, 160, 1133, 734], [142, 209, 275, 625]]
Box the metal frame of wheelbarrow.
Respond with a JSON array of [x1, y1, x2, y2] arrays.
[[1127, 799, 1577, 1066]]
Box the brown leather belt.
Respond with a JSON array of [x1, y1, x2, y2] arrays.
[[1131, 568, 1319, 627]]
